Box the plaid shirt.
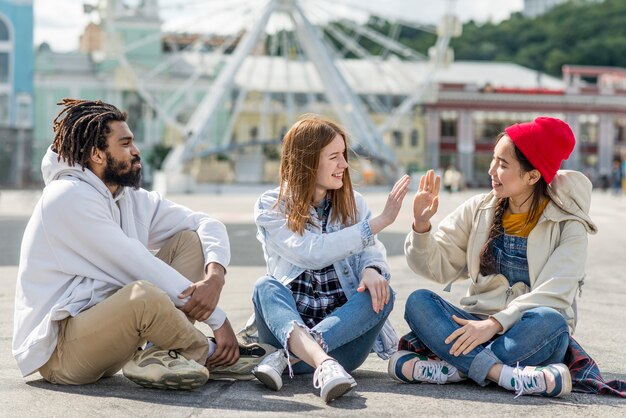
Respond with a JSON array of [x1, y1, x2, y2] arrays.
[[287, 198, 347, 328], [398, 331, 626, 397]]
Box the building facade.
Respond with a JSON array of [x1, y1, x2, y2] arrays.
[[31, 1, 626, 187], [0, 0, 33, 187]]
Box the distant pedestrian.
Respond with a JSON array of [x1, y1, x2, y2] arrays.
[[610, 158, 623, 195], [443, 165, 464, 192], [391, 117, 598, 398], [241, 115, 409, 402]]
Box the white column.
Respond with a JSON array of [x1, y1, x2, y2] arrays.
[[457, 110, 474, 183], [598, 114, 615, 176], [564, 113, 581, 170], [426, 109, 440, 170]]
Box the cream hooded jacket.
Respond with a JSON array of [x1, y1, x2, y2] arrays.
[[13, 147, 230, 377], [405, 170, 597, 334]]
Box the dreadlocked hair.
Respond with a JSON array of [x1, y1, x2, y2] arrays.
[[479, 133, 549, 275], [52, 98, 127, 169]]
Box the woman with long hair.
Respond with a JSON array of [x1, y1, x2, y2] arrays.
[[390, 117, 596, 398], [248, 115, 409, 402]]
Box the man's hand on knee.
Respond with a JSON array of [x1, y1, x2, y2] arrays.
[[179, 262, 225, 322], [206, 319, 240, 367]]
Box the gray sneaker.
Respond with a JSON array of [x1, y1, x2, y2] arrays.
[[313, 359, 356, 403], [252, 349, 288, 391]]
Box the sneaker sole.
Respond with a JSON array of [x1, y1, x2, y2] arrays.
[[252, 368, 282, 391], [209, 371, 256, 381], [124, 371, 208, 390], [322, 381, 356, 403]]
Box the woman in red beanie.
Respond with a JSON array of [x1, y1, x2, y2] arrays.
[[390, 117, 597, 398]]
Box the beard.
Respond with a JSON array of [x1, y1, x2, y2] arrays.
[[102, 151, 142, 190]]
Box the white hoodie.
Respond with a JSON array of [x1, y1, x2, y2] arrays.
[[13, 147, 230, 377]]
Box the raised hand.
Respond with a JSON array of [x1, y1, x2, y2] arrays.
[[412, 169, 440, 233], [369, 174, 410, 235]]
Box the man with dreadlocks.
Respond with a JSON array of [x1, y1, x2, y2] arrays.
[[12, 98, 257, 390]]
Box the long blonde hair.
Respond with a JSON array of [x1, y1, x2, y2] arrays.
[[277, 115, 357, 235]]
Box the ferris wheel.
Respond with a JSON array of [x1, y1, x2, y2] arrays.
[[89, 0, 460, 186]]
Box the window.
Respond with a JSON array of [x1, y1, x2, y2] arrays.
[[0, 19, 8, 41], [15, 92, 32, 128], [0, 15, 12, 126], [0, 52, 7, 84], [279, 126, 287, 141], [0, 94, 8, 124], [410, 129, 419, 147], [392, 130, 403, 148], [440, 112, 458, 138], [579, 114, 599, 144]]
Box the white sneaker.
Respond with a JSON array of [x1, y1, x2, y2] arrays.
[[122, 347, 209, 390], [511, 364, 572, 398], [313, 359, 356, 403], [388, 350, 465, 384], [252, 349, 288, 391]]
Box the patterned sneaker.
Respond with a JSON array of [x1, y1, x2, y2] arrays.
[[511, 364, 572, 398], [209, 340, 277, 381], [252, 349, 288, 391], [313, 359, 357, 403], [122, 347, 209, 390], [388, 350, 464, 384]]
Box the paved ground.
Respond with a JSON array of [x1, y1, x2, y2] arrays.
[[0, 186, 625, 417]]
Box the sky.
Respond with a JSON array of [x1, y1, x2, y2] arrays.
[[33, 0, 524, 52]]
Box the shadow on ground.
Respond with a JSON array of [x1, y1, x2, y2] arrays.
[[25, 369, 626, 411]]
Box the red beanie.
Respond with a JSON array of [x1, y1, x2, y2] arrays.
[[504, 117, 575, 184]]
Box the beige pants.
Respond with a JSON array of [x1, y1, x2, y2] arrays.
[[38, 231, 210, 385]]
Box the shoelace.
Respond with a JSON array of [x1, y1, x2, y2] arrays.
[[313, 360, 344, 389], [168, 350, 180, 359], [512, 364, 546, 398], [414, 360, 448, 384]]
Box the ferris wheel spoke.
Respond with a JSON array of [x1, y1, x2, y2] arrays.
[[338, 18, 427, 61], [302, 2, 407, 115]]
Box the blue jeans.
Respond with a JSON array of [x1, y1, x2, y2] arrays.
[[404, 289, 569, 386], [252, 275, 394, 374]]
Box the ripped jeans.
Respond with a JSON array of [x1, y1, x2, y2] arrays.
[[252, 275, 393, 374]]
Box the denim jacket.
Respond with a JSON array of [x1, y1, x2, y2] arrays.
[[241, 186, 398, 359]]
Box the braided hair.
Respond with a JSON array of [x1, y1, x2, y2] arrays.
[[52, 98, 127, 169], [479, 133, 549, 275]]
